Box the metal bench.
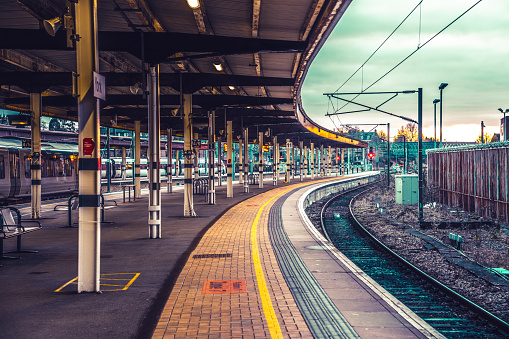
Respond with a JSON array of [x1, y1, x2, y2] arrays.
[[0, 207, 42, 259]]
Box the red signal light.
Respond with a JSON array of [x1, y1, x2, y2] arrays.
[[368, 152, 374, 158]]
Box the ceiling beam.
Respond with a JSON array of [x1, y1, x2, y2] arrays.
[[0, 72, 294, 92], [4, 94, 293, 109], [0, 29, 306, 63]]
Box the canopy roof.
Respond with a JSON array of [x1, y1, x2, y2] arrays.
[[0, 0, 365, 148]]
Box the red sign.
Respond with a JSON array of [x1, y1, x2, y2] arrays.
[[83, 138, 95, 155]]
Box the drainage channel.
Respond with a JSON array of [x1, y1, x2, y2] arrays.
[[321, 191, 509, 339]]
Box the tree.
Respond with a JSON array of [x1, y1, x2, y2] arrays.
[[377, 130, 387, 141], [475, 132, 493, 144], [394, 123, 418, 142]]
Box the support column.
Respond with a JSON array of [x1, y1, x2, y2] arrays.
[[148, 65, 161, 239], [121, 147, 126, 180], [193, 132, 199, 180], [30, 93, 42, 220], [184, 94, 196, 217], [134, 121, 141, 198], [328, 146, 332, 176], [299, 141, 304, 181], [167, 128, 173, 193], [276, 141, 281, 182], [243, 128, 249, 193], [285, 139, 291, 183], [76, 0, 101, 293], [207, 111, 216, 204], [258, 132, 263, 188], [217, 137, 222, 186], [106, 127, 111, 192], [304, 145, 308, 178], [227, 121, 233, 197], [336, 148, 340, 176], [319, 145, 323, 177], [291, 144, 295, 180], [238, 137, 243, 185], [310, 143, 314, 180], [341, 148, 345, 175], [272, 136, 278, 186]]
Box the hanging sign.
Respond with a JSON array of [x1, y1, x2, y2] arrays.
[[93, 71, 106, 101]]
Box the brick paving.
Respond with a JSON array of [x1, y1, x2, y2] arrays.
[[153, 184, 314, 338]]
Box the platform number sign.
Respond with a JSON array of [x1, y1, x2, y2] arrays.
[[192, 139, 201, 148], [93, 71, 106, 101]]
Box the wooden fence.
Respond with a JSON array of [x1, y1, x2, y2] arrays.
[[427, 143, 509, 224]]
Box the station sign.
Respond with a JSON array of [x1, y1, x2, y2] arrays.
[[93, 72, 106, 101]]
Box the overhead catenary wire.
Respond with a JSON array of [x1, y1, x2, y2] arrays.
[[333, 0, 423, 94], [329, 0, 484, 126]]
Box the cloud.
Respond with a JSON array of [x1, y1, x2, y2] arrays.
[[302, 0, 509, 141]]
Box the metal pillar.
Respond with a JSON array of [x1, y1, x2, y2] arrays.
[[217, 137, 222, 186], [299, 141, 304, 181], [341, 148, 344, 175], [106, 127, 111, 193], [337, 148, 340, 176], [183, 94, 196, 217], [243, 128, 249, 193], [387, 123, 390, 188], [258, 132, 263, 188], [193, 132, 199, 180], [285, 139, 291, 183], [319, 145, 323, 177], [328, 146, 332, 176], [134, 121, 141, 198], [121, 147, 126, 180], [276, 141, 281, 182], [304, 145, 308, 178], [227, 121, 233, 197], [207, 111, 216, 204], [30, 93, 42, 220], [418, 88, 424, 222], [148, 65, 161, 238], [76, 0, 101, 293], [131, 130, 135, 184], [167, 128, 173, 193], [291, 144, 295, 180], [310, 143, 314, 179], [273, 136, 278, 185], [238, 137, 243, 185]]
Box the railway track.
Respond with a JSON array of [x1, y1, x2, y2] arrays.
[[320, 189, 509, 338]]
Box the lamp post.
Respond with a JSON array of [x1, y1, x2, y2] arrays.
[[433, 99, 440, 148], [498, 108, 509, 142], [439, 83, 448, 148]]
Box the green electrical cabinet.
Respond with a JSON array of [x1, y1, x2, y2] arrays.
[[395, 174, 418, 205]]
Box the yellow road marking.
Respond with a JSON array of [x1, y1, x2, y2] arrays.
[[251, 187, 294, 339], [251, 178, 343, 337], [54, 273, 140, 292]]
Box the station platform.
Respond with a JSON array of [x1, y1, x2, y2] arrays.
[[0, 175, 442, 339]]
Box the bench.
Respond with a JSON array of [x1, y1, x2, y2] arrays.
[[121, 184, 136, 203], [0, 207, 42, 259]]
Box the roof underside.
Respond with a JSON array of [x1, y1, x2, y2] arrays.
[[0, 0, 366, 148]]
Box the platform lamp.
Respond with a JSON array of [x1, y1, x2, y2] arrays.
[[498, 108, 509, 142], [186, 0, 200, 8], [438, 83, 448, 148], [433, 99, 440, 148]]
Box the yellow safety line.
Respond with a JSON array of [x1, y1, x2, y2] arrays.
[[250, 177, 344, 337], [251, 187, 293, 339]]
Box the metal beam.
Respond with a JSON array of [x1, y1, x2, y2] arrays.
[[0, 29, 307, 63]]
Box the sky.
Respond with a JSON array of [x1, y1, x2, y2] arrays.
[[301, 0, 509, 142]]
